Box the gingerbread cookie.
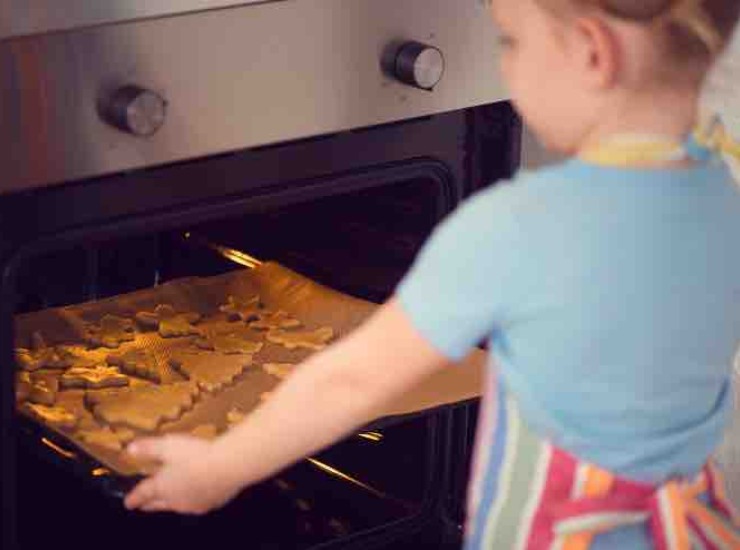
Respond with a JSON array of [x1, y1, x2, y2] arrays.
[[193, 333, 264, 355], [15, 332, 75, 372], [77, 428, 129, 453], [87, 382, 199, 432], [57, 346, 102, 369], [107, 350, 168, 384], [219, 295, 263, 322], [266, 327, 334, 351], [248, 310, 301, 331], [25, 403, 78, 430], [169, 352, 251, 393], [262, 363, 296, 381], [87, 315, 136, 349], [190, 424, 219, 440], [136, 305, 201, 338], [60, 366, 130, 390]]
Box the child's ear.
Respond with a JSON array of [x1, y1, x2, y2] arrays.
[[572, 16, 620, 90]]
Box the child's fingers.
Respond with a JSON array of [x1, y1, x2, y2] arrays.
[[139, 499, 171, 513], [124, 477, 160, 510]]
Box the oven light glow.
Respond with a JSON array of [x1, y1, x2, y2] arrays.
[[91, 467, 111, 477], [357, 432, 383, 442], [40, 437, 77, 459], [307, 458, 387, 499]]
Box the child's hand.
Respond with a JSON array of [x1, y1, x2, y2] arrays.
[[123, 435, 244, 515]]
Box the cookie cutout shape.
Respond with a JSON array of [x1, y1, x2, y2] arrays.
[[190, 424, 219, 440], [87, 315, 136, 349], [249, 311, 302, 331], [262, 363, 296, 381], [226, 407, 246, 428], [266, 327, 334, 351], [87, 382, 199, 432], [107, 350, 168, 384], [193, 333, 264, 355], [78, 428, 128, 453], [25, 403, 78, 430], [136, 305, 201, 338], [15, 332, 75, 372], [60, 366, 130, 390], [169, 352, 251, 393], [219, 295, 263, 322]]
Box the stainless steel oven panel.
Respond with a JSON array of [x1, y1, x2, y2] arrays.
[[0, 0, 506, 194], [0, 0, 272, 40]]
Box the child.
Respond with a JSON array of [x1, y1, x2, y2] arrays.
[[125, 0, 740, 547]]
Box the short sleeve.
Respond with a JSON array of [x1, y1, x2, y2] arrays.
[[396, 181, 523, 360]]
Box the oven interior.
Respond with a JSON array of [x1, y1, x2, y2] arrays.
[[7, 105, 520, 550]]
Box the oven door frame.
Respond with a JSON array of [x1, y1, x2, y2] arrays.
[[0, 112, 476, 550]]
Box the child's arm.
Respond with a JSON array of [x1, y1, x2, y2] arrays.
[[124, 298, 449, 515]]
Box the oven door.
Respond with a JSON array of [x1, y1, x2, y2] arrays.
[[0, 108, 519, 549]]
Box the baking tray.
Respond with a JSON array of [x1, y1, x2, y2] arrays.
[[14, 262, 485, 492]]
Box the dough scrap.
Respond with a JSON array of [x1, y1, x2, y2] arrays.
[[136, 305, 201, 338], [15, 332, 75, 371], [107, 350, 169, 383], [262, 363, 296, 381], [193, 333, 264, 355], [87, 382, 199, 432], [86, 315, 136, 349], [249, 310, 301, 331], [266, 327, 334, 351], [25, 403, 78, 430], [169, 352, 251, 393], [61, 366, 130, 390], [190, 424, 219, 440], [219, 295, 264, 322]]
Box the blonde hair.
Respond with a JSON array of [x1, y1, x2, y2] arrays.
[[539, 0, 740, 68]]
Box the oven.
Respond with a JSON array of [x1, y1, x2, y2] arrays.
[[0, 2, 522, 549]]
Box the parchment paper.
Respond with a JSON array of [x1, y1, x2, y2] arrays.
[[15, 262, 484, 477]]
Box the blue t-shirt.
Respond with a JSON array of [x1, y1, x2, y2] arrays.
[[398, 159, 740, 482]]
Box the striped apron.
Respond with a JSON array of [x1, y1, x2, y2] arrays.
[[464, 376, 740, 550]]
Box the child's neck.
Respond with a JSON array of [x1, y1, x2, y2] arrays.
[[577, 87, 700, 155]]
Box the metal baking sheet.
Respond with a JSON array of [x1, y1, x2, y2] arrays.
[[15, 262, 484, 478]]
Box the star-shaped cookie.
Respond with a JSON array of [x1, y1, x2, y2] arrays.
[[248, 310, 302, 331], [86, 315, 136, 349], [193, 333, 264, 355], [107, 349, 169, 384], [266, 327, 334, 351], [15, 332, 76, 371], [169, 351, 252, 393], [60, 366, 130, 390], [219, 295, 264, 322], [135, 305, 201, 338]]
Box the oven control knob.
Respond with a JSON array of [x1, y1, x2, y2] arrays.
[[393, 42, 445, 90], [99, 86, 167, 137]]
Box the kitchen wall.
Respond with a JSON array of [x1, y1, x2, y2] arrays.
[[706, 27, 740, 507]]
